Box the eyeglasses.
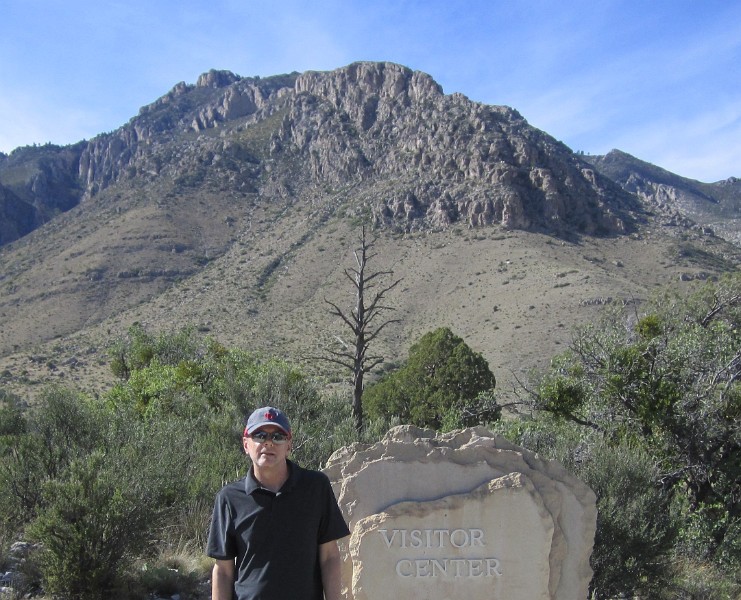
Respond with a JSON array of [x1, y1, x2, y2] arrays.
[[250, 431, 289, 444]]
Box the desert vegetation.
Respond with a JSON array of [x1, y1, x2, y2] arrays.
[[497, 273, 741, 598], [1, 275, 739, 599], [0, 332, 365, 599]]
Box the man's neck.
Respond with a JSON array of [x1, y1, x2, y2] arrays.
[[253, 460, 290, 493]]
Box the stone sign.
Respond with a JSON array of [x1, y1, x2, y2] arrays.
[[323, 426, 597, 600]]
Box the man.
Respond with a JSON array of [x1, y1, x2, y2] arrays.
[[207, 406, 350, 600]]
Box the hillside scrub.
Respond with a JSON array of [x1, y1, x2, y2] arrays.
[[2, 276, 739, 598], [0, 386, 237, 598], [499, 273, 741, 598], [0, 331, 363, 599]]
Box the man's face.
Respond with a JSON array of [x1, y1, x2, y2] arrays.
[[243, 425, 291, 469]]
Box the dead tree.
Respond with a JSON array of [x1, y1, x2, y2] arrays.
[[323, 226, 402, 432]]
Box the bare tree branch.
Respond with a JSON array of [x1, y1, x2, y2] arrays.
[[319, 225, 402, 432], [699, 291, 741, 328]]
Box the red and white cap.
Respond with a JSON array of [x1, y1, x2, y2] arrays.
[[244, 406, 291, 436]]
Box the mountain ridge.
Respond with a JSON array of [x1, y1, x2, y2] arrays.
[[3, 63, 739, 253], [3, 62, 647, 245], [583, 149, 741, 244]]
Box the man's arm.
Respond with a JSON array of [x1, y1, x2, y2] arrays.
[[319, 540, 343, 600], [212, 559, 235, 600]]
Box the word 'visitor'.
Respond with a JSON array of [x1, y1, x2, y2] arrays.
[[380, 528, 484, 549]]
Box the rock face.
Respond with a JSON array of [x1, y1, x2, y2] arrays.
[[323, 426, 597, 600], [277, 63, 637, 234], [75, 70, 298, 197], [5, 62, 741, 249], [1, 62, 646, 248], [585, 149, 741, 244], [0, 183, 35, 246], [0, 143, 84, 245]]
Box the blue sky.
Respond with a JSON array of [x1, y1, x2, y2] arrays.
[[1, 0, 739, 182]]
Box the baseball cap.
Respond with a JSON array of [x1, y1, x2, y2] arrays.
[[244, 406, 291, 436]]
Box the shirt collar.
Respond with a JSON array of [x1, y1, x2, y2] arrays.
[[244, 459, 298, 495]]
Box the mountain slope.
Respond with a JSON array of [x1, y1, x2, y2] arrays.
[[0, 62, 738, 402]]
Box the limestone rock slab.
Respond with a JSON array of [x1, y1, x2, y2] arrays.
[[323, 426, 596, 600], [350, 473, 553, 600]]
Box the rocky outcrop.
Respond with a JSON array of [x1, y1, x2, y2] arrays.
[[77, 72, 298, 198], [9, 62, 712, 247], [276, 62, 638, 234], [70, 61, 640, 234], [0, 144, 84, 244], [0, 184, 35, 246], [585, 150, 741, 243], [325, 426, 597, 600]]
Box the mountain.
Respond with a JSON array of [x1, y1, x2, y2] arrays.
[[1, 63, 641, 246], [0, 62, 739, 402], [583, 149, 741, 244]]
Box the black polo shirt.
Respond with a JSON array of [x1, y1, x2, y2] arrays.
[[207, 460, 350, 600]]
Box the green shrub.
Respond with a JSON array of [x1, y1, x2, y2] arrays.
[[364, 327, 498, 429], [0, 387, 103, 529], [0, 389, 25, 436], [25, 406, 192, 599], [511, 275, 741, 595], [530, 275, 741, 574], [494, 418, 679, 599], [581, 441, 678, 599], [28, 451, 146, 598], [105, 324, 357, 470], [1, 326, 377, 598], [288, 391, 358, 470], [0, 386, 194, 598]]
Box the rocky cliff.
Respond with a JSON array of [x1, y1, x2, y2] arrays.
[[280, 63, 637, 234], [2, 62, 646, 248], [585, 150, 741, 244], [0, 143, 84, 245]]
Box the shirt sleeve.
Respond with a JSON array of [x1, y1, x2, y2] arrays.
[[318, 473, 351, 545], [207, 489, 237, 559]]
